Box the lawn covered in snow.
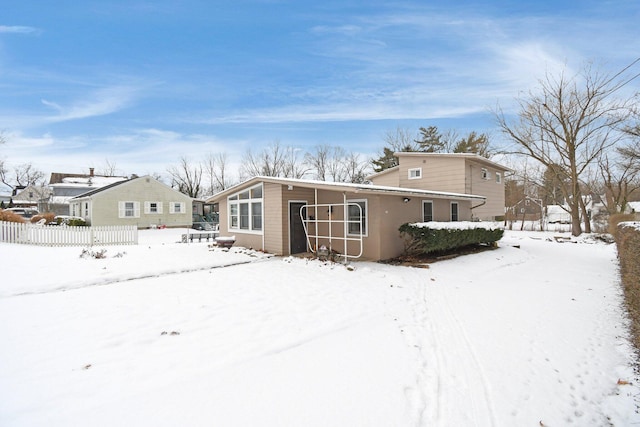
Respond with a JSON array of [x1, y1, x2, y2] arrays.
[[0, 228, 638, 426]]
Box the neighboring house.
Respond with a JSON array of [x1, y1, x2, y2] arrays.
[[11, 185, 51, 210], [45, 169, 128, 215], [206, 176, 486, 261], [508, 196, 544, 221], [69, 175, 193, 229], [366, 152, 510, 221], [546, 205, 572, 224]]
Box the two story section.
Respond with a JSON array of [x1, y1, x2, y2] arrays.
[[367, 152, 509, 221]]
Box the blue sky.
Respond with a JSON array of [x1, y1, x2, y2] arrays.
[[1, 0, 639, 183]]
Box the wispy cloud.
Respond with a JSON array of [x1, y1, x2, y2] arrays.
[[43, 85, 139, 122], [0, 25, 41, 35]]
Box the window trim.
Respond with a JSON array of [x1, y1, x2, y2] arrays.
[[144, 201, 163, 214], [496, 172, 502, 184], [408, 167, 422, 180], [450, 201, 459, 222], [169, 202, 185, 214], [422, 200, 434, 222], [481, 168, 489, 180], [228, 183, 263, 234], [346, 199, 368, 237], [119, 201, 140, 218]]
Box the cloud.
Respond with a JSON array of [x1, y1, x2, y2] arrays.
[[0, 25, 41, 35], [44, 85, 139, 123]]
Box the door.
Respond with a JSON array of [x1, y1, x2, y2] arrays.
[[289, 202, 308, 254]]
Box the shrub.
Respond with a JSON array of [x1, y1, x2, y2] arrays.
[[609, 213, 640, 237], [616, 222, 640, 352], [0, 210, 26, 223], [31, 212, 56, 224], [399, 222, 504, 255]]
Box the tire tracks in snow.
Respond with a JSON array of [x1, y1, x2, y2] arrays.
[[402, 272, 497, 427]]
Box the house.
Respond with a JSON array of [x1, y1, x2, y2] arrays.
[[545, 205, 572, 224], [366, 152, 510, 221], [508, 196, 544, 221], [69, 176, 193, 229], [10, 185, 51, 210], [44, 168, 128, 215], [206, 176, 486, 261]]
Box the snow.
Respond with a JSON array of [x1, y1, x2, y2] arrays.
[[411, 221, 503, 230], [1, 228, 638, 426]]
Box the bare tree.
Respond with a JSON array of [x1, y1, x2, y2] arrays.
[[342, 152, 370, 183], [204, 152, 232, 195], [305, 145, 346, 181], [167, 157, 203, 198], [99, 159, 119, 177], [239, 141, 287, 179], [496, 61, 639, 236], [0, 163, 45, 194], [239, 141, 308, 180]]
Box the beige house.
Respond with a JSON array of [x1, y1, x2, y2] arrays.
[[69, 176, 192, 228], [206, 176, 486, 261], [367, 152, 510, 221]]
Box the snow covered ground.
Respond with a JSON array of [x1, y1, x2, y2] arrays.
[[0, 228, 638, 426]]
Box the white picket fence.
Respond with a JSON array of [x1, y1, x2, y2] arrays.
[[0, 221, 138, 247]]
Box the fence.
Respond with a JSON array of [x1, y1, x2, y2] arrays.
[[0, 221, 138, 247]]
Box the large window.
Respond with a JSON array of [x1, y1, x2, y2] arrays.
[[228, 184, 263, 232], [347, 199, 367, 236], [450, 202, 459, 221], [422, 200, 433, 222], [119, 201, 140, 218]]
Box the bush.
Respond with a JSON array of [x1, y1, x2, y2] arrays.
[[609, 213, 640, 236], [399, 222, 504, 255], [0, 210, 26, 223], [31, 212, 56, 224], [616, 222, 640, 352]]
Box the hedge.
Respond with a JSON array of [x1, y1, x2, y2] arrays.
[[616, 221, 640, 351], [399, 222, 504, 255]]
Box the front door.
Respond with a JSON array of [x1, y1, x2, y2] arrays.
[[289, 202, 308, 254]]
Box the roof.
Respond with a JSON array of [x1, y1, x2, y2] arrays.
[[207, 176, 486, 202], [69, 175, 193, 201], [69, 177, 132, 199], [394, 152, 512, 172]]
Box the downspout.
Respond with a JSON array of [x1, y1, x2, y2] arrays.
[[470, 199, 486, 221], [314, 188, 319, 251], [343, 192, 347, 258]]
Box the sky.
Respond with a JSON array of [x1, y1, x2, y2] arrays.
[[1, 0, 639, 186]]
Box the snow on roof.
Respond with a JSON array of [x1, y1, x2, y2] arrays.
[[52, 176, 127, 187]]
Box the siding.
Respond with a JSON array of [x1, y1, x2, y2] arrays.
[[465, 160, 505, 220], [81, 177, 192, 228], [398, 156, 467, 193], [263, 182, 283, 254]]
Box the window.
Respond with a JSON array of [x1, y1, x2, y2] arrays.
[[408, 167, 422, 180], [228, 184, 263, 232], [145, 201, 163, 214], [169, 202, 185, 213], [84, 202, 89, 217], [481, 168, 488, 179], [347, 200, 367, 236], [496, 172, 502, 183], [450, 202, 459, 221], [119, 201, 140, 218], [422, 201, 433, 222]]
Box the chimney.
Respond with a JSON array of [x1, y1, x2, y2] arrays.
[[89, 168, 94, 177]]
